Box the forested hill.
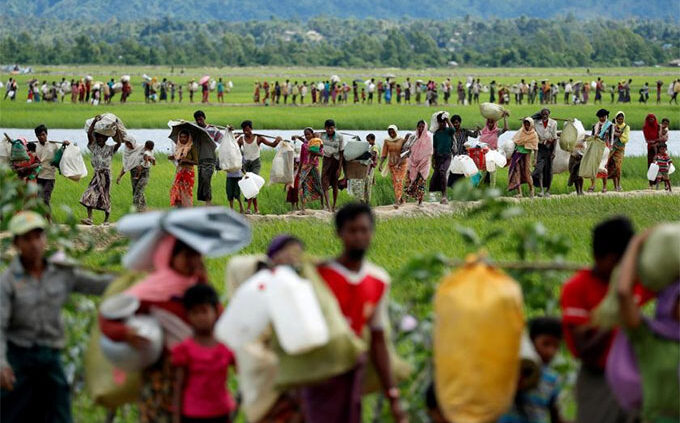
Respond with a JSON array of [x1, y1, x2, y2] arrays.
[[2, 17, 678, 68], [3, 0, 678, 21]]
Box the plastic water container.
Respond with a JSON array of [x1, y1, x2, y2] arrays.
[[485, 150, 507, 172], [215, 270, 271, 350], [265, 266, 329, 355], [238, 172, 266, 199], [647, 163, 660, 181], [100, 315, 164, 372]]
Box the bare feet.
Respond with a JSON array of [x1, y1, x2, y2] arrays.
[[81, 218, 93, 225], [440, 197, 448, 205]]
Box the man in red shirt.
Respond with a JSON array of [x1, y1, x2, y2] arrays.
[[560, 216, 635, 423], [302, 203, 407, 423]]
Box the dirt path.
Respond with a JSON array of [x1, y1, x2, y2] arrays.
[[248, 189, 680, 222]]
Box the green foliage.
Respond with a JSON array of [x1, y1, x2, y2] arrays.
[[0, 16, 678, 67]]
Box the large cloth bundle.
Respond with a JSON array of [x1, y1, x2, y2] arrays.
[[638, 223, 680, 292], [59, 145, 88, 181], [578, 137, 606, 179], [479, 103, 508, 121], [84, 272, 144, 409], [559, 119, 586, 152], [434, 259, 524, 423], [269, 142, 295, 185], [216, 129, 242, 172], [551, 141, 571, 175], [343, 141, 370, 161]]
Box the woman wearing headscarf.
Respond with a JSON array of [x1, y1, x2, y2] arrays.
[[643, 114, 660, 188], [116, 139, 146, 211], [479, 114, 509, 188], [404, 120, 433, 206], [587, 109, 615, 193], [507, 117, 538, 197], [99, 235, 210, 423], [378, 125, 409, 208], [169, 129, 198, 207], [606, 111, 630, 192], [293, 127, 330, 213]]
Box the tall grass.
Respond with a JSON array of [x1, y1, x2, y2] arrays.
[[47, 153, 680, 224]]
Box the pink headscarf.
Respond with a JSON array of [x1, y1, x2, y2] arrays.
[[409, 122, 433, 182], [126, 235, 200, 303], [480, 121, 499, 150]]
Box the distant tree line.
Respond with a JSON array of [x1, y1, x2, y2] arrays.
[[0, 17, 678, 67]]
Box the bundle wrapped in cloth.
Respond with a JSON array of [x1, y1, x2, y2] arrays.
[[84, 113, 135, 144], [309, 137, 323, 154], [434, 256, 524, 423]]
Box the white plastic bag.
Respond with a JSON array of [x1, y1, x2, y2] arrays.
[[647, 163, 660, 181], [343, 141, 370, 161], [60, 145, 88, 181], [238, 172, 265, 199], [215, 270, 271, 350], [269, 142, 295, 185], [670, 164, 676, 175], [485, 150, 507, 172], [266, 266, 329, 355], [449, 155, 478, 177], [216, 129, 242, 172]]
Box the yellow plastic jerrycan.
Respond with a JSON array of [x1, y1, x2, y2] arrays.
[[434, 256, 525, 423]]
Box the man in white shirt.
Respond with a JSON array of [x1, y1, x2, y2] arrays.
[[532, 109, 558, 197], [33, 125, 69, 212], [564, 79, 573, 104]]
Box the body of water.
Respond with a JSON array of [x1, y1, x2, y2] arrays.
[[2, 128, 677, 157]]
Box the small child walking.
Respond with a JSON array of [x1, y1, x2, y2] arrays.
[[172, 285, 236, 423], [654, 143, 673, 192], [499, 317, 565, 423]]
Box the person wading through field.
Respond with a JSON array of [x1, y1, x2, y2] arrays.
[[1, 211, 113, 423], [429, 112, 455, 204], [321, 119, 345, 212], [302, 203, 407, 423], [80, 115, 122, 225], [33, 124, 69, 217], [193, 110, 223, 206], [237, 120, 281, 214], [378, 125, 409, 209], [531, 108, 558, 197]]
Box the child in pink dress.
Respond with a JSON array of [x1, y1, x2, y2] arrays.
[[172, 285, 236, 423]]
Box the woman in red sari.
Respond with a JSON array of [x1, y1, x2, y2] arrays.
[[642, 114, 660, 188], [169, 129, 198, 207]]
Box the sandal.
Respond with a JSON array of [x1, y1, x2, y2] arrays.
[[80, 218, 93, 226], [587, 187, 595, 193], [440, 198, 449, 205]]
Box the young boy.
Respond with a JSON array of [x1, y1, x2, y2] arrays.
[[560, 217, 638, 423], [499, 317, 565, 423], [142, 140, 156, 168], [653, 143, 673, 192], [226, 169, 244, 213]]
